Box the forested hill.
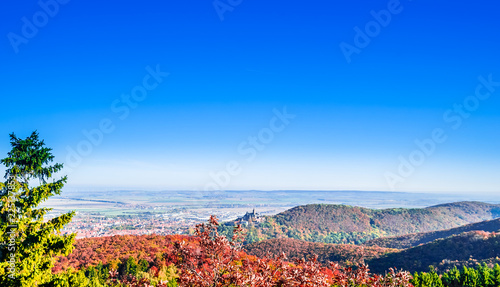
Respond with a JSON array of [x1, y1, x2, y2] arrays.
[[364, 217, 500, 249], [243, 238, 397, 266], [229, 201, 500, 245], [366, 231, 500, 273]]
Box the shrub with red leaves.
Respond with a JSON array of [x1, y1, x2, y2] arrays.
[[173, 215, 413, 287]]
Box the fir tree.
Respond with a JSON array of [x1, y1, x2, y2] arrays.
[[0, 131, 75, 286]]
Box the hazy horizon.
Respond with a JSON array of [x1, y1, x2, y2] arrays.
[[59, 186, 500, 195]]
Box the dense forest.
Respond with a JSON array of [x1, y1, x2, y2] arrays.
[[244, 238, 397, 266], [365, 218, 500, 249], [242, 229, 500, 275], [54, 234, 195, 272], [367, 231, 500, 273], [412, 264, 500, 287]]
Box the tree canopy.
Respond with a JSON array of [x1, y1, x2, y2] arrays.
[[0, 131, 75, 286]]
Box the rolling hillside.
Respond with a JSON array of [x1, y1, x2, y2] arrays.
[[54, 234, 195, 272], [243, 238, 397, 266], [225, 201, 500, 245], [366, 231, 500, 273], [365, 217, 500, 249]]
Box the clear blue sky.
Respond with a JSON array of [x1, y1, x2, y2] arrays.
[[1, 0, 499, 193]]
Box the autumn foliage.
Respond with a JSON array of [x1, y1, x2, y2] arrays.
[[172, 215, 412, 286], [54, 233, 193, 272], [54, 215, 414, 286], [244, 238, 397, 267]]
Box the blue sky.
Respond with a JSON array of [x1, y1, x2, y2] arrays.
[[1, 0, 499, 193]]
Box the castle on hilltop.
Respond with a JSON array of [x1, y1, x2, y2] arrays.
[[238, 209, 263, 226]]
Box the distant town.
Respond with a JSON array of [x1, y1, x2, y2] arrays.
[[47, 208, 274, 238]]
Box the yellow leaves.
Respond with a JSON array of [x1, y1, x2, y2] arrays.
[[159, 264, 179, 281]]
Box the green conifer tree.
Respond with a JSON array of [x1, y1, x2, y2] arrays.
[[493, 263, 500, 286], [0, 132, 75, 286], [442, 266, 461, 287]]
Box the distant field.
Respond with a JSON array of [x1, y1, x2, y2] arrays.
[[44, 189, 498, 216]]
